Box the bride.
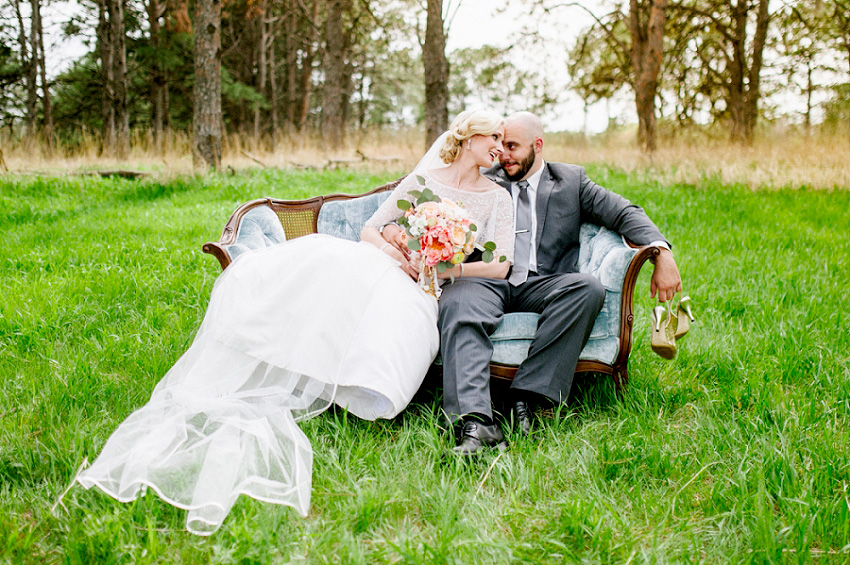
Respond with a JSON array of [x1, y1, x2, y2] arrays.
[[75, 109, 515, 535]]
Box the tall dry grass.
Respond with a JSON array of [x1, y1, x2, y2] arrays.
[[2, 127, 849, 190], [545, 130, 850, 191]]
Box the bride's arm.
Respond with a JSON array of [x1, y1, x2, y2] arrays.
[[362, 175, 418, 233], [437, 258, 510, 280], [361, 176, 421, 279]]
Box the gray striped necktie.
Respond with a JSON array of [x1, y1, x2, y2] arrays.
[[509, 180, 532, 286]]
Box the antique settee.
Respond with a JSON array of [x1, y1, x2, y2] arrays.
[[203, 179, 663, 391]]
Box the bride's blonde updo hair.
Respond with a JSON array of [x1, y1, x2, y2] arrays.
[[438, 109, 504, 164]]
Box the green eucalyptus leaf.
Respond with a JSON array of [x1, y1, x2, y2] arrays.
[[415, 175, 426, 186], [437, 262, 450, 273], [409, 190, 422, 200], [499, 255, 507, 262], [484, 241, 497, 251], [397, 200, 411, 211], [469, 224, 477, 232], [407, 239, 421, 251], [482, 250, 494, 263]]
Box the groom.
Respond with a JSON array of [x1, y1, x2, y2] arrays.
[[438, 111, 682, 454]]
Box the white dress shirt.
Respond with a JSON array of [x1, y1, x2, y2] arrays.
[[511, 162, 546, 273]]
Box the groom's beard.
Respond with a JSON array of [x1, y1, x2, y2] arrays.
[[502, 146, 536, 182]]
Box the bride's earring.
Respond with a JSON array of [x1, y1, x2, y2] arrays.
[[466, 140, 471, 150]]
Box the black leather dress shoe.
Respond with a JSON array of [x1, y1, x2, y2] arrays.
[[513, 400, 533, 436], [452, 421, 508, 455]]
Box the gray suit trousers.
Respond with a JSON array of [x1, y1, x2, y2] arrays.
[[437, 272, 605, 422]]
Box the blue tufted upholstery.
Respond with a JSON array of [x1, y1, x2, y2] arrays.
[[317, 191, 392, 241], [224, 206, 287, 261], [312, 196, 637, 368]]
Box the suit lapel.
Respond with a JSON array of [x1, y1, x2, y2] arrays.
[[535, 165, 554, 249], [488, 167, 512, 191]]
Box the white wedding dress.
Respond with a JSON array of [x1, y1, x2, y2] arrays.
[[75, 235, 439, 535], [76, 140, 516, 535]]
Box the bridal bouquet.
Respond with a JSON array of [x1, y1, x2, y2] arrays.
[[397, 176, 504, 297]]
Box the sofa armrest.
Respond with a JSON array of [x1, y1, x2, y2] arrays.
[[612, 242, 663, 372], [202, 199, 286, 270], [203, 198, 272, 270]]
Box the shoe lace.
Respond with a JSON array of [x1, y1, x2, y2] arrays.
[[515, 401, 530, 419], [460, 421, 478, 438]]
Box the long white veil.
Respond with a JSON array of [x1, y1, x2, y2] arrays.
[[412, 132, 452, 177]]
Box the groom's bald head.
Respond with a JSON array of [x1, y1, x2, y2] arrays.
[[500, 112, 544, 181], [505, 112, 544, 141]]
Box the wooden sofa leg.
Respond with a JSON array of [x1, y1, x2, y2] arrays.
[[612, 368, 629, 397]]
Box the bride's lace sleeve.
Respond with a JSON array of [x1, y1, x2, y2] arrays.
[[491, 189, 515, 263], [363, 174, 420, 230]]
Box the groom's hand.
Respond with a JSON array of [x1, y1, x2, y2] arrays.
[[650, 248, 682, 302]]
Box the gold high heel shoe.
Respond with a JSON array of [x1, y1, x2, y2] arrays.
[[651, 303, 677, 359], [674, 296, 695, 340]]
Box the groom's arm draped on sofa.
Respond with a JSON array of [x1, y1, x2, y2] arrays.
[[438, 111, 682, 455]]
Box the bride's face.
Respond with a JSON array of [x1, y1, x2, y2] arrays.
[[467, 128, 505, 168]]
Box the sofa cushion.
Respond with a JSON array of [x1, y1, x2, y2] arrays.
[[317, 191, 392, 241], [489, 312, 538, 366], [489, 225, 637, 367]]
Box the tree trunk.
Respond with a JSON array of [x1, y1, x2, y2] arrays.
[[727, 0, 769, 144], [13, 0, 36, 141], [97, 0, 116, 154], [831, 0, 850, 73], [322, 0, 351, 149], [296, 0, 320, 132], [253, 0, 268, 147], [33, 0, 53, 150], [424, 0, 449, 145], [804, 61, 813, 135], [147, 0, 169, 148], [96, 0, 129, 156], [28, 0, 40, 141], [742, 0, 769, 143], [167, 0, 192, 33], [727, 0, 747, 143], [268, 16, 278, 145], [193, 0, 222, 170], [629, 0, 666, 152], [109, 0, 129, 157], [283, 6, 297, 133]]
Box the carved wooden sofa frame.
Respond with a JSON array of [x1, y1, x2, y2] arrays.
[[203, 179, 663, 392]]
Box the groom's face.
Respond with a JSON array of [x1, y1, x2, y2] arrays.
[[499, 141, 536, 182]]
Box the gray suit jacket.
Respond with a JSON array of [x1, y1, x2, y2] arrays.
[[485, 162, 668, 275]]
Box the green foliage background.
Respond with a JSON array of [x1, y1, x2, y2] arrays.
[[1, 170, 849, 563]]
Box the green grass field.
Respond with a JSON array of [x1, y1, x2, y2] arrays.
[[1, 169, 849, 563]]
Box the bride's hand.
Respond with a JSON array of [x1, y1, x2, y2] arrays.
[[380, 244, 419, 281], [408, 256, 421, 280], [381, 224, 410, 260]]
